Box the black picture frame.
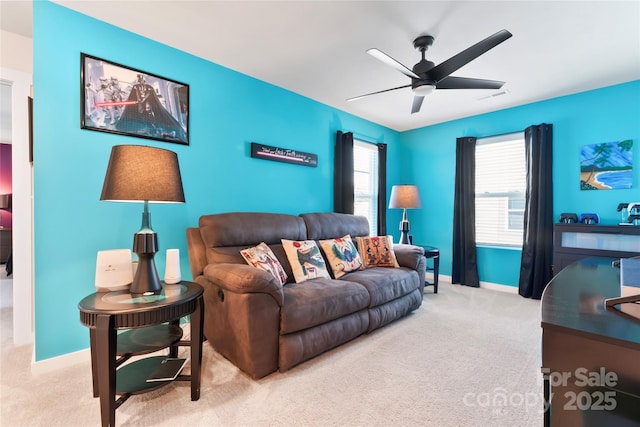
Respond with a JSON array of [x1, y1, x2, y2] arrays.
[[80, 53, 189, 145], [250, 142, 318, 167]]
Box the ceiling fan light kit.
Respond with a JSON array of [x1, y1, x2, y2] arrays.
[[349, 29, 513, 114], [413, 84, 435, 97]]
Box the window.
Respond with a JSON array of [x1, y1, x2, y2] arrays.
[[475, 132, 526, 247], [353, 140, 378, 235]]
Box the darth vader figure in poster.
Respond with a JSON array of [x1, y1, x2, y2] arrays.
[[115, 74, 186, 142]]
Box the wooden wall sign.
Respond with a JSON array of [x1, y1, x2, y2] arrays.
[[250, 142, 317, 167]]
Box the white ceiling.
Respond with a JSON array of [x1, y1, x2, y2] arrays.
[[3, 0, 640, 131]]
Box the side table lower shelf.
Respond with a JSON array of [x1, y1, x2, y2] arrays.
[[117, 324, 183, 357], [113, 324, 184, 403], [117, 356, 175, 395]]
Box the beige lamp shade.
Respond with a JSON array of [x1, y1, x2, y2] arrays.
[[388, 185, 422, 209], [100, 145, 185, 203]]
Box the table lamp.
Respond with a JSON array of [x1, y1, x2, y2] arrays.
[[389, 185, 422, 244], [100, 145, 185, 295]]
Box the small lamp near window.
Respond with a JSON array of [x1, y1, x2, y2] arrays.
[[389, 185, 422, 244], [100, 145, 185, 295]]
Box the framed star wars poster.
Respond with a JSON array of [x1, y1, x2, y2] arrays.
[[81, 53, 189, 145]]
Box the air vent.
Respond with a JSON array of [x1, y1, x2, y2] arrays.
[[477, 89, 510, 101]]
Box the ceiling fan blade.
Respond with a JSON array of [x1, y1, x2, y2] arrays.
[[428, 29, 512, 82], [346, 84, 412, 102], [436, 76, 505, 90], [367, 48, 421, 79], [411, 95, 425, 114]]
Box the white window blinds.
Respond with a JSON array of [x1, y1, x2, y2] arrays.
[[475, 132, 526, 247], [353, 140, 378, 235]]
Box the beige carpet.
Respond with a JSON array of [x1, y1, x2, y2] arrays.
[[1, 280, 543, 427]]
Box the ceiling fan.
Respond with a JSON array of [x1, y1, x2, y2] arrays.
[[347, 29, 513, 114]]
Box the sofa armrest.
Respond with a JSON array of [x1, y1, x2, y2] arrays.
[[186, 227, 208, 279], [393, 244, 426, 270], [202, 263, 284, 306]]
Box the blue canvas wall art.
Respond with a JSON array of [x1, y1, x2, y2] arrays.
[[580, 140, 633, 190]]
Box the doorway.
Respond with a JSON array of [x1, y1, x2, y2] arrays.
[[0, 68, 34, 346]]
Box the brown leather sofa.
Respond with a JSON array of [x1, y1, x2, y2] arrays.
[[186, 212, 426, 379]]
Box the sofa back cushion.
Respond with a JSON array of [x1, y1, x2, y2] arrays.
[[300, 212, 370, 240], [198, 212, 307, 282]]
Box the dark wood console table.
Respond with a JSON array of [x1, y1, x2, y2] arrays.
[[78, 282, 204, 427], [553, 223, 640, 275], [541, 257, 640, 426]]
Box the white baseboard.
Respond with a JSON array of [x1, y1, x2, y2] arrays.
[[30, 323, 191, 375], [436, 274, 519, 294], [31, 348, 90, 375], [479, 280, 519, 294]]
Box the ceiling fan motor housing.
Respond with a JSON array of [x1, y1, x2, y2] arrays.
[[412, 59, 436, 89], [412, 35, 436, 91]]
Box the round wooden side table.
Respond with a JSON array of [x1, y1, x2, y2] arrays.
[[78, 281, 204, 427]]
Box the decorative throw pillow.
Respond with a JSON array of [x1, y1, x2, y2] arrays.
[[240, 242, 288, 286], [319, 235, 364, 279], [281, 239, 331, 283], [356, 236, 400, 268]]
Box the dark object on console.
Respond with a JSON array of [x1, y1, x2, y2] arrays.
[[629, 214, 640, 225], [559, 213, 578, 224], [580, 213, 599, 224]]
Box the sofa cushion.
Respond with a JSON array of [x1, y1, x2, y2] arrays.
[[240, 242, 288, 285], [319, 235, 363, 279], [199, 213, 306, 273], [339, 267, 420, 307], [282, 239, 331, 283], [356, 236, 400, 268], [280, 279, 370, 334], [300, 212, 370, 240]]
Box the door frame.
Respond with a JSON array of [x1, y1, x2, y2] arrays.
[[1, 67, 34, 346]]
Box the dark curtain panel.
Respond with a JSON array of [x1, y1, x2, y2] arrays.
[[377, 143, 387, 236], [519, 123, 554, 299], [334, 131, 354, 214], [452, 137, 480, 287]]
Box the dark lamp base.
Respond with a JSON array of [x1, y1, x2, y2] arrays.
[[398, 231, 411, 245], [398, 219, 411, 244], [131, 232, 161, 295]]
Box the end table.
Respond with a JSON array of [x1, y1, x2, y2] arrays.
[[78, 281, 204, 427], [418, 246, 439, 293]]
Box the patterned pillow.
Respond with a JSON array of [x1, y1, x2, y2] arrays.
[[240, 242, 288, 285], [319, 235, 364, 279], [356, 236, 400, 268], [281, 239, 331, 283]]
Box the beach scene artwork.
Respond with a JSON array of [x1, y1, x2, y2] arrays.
[[580, 140, 633, 190]]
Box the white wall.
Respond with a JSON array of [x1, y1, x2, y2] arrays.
[[0, 30, 33, 73]]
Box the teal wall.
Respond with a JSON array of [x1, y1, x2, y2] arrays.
[[400, 81, 640, 286], [33, 2, 639, 362], [33, 2, 401, 361]]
